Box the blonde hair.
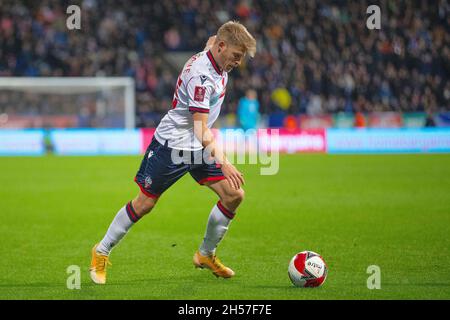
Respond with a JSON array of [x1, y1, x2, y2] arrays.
[[216, 21, 257, 57]]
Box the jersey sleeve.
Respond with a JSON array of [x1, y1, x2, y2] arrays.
[[186, 75, 214, 114]]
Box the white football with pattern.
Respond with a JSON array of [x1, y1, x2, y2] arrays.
[[288, 251, 328, 288]]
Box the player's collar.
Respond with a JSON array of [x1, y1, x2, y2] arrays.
[[207, 50, 223, 75]]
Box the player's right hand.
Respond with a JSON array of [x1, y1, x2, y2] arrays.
[[221, 162, 245, 190]]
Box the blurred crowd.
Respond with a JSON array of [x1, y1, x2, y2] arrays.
[[0, 0, 449, 128]]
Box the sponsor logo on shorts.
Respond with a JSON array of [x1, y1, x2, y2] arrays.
[[145, 176, 153, 189]]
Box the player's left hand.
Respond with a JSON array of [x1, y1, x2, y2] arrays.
[[221, 162, 245, 190]]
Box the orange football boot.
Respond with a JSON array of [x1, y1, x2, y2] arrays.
[[193, 251, 235, 278], [89, 244, 112, 284]]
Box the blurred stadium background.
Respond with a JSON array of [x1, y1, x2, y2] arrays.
[[0, 0, 449, 133], [1, 0, 450, 300]]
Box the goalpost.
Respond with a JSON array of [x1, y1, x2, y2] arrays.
[[0, 77, 135, 129]]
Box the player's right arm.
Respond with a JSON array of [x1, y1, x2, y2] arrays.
[[192, 112, 244, 190]]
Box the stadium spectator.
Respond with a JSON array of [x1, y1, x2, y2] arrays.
[[237, 89, 260, 130], [0, 0, 448, 127], [425, 110, 437, 127]]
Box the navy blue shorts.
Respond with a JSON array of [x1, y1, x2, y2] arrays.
[[134, 137, 225, 198]]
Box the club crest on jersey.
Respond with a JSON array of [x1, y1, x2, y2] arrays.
[[148, 150, 154, 159], [194, 86, 206, 102], [144, 176, 153, 189]]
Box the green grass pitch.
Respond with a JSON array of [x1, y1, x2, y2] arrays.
[[0, 154, 449, 300]]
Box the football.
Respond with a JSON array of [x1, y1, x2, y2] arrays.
[[288, 251, 328, 287]]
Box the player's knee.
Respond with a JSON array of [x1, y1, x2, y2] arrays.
[[235, 188, 245, 204], [223, 188, 245, 207], [132, 197, 157, 217]]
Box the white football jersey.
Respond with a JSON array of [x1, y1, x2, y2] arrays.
[[154, 50, 228, 150]]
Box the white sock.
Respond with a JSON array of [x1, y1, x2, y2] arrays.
[[96, 202, 138, 255], [199, 202, 235, 256]]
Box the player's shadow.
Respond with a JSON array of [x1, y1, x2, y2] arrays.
[[247, 284, 325, 290], [0, 282, 63, 288], [97, 275, 224, 286]]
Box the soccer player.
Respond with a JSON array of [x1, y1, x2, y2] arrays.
[[90, 21, 257, 284]]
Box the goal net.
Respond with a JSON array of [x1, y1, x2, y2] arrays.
[[0, 77, 135, 129]]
